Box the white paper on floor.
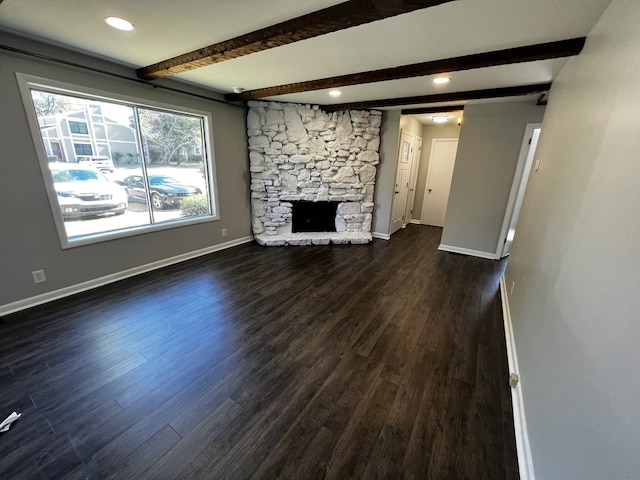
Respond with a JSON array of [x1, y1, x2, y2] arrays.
[[0, 411, 21, 432]]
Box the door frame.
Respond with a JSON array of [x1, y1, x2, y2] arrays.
[[495, 123, 542, 258]]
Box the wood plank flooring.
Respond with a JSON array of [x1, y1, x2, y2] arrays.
[[0, 225, 518, 479]]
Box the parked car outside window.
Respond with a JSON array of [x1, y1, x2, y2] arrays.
[[50, 163, 127, 220], [120, 175, 201, 210]]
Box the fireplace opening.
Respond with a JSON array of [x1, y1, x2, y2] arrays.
[[291, 201, 339, 233]]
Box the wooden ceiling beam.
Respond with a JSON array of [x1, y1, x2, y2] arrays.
[[227, 38, 584, 101], [401, 105, 465, 115], [322, 83, 552, 111], [137, 0, 455, 80]]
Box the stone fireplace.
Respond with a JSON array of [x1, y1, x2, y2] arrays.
[[247, 101, 381, 246]]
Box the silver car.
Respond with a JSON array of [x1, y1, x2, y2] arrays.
[[49, 163, 127, 220]]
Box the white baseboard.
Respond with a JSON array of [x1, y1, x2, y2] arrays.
[[0, 236, 254, 317], [438, 244, 499, 260], [410, 219, 421, 225], [372, 232, 390, 240], [500, 277, 535, 480]]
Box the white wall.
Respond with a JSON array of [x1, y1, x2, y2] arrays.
[[0, 32, 251, 310], [504, 1, 640, 478], [440, 101, 545, 256]]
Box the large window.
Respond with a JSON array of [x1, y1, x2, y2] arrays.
[[18, 74, 218, 248]]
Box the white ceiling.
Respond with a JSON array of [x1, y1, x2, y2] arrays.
[[0, 0, 613, 111]]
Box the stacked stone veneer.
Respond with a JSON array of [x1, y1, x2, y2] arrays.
[[248, 101, 381, 246]]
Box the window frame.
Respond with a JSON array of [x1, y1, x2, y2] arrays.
[[17, 73, 220, 249]]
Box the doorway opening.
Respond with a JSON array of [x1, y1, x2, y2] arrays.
[[389, 113, 462, 240], [496, 123, 542, 258]]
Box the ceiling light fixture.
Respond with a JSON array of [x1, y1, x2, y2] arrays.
[[232, 87, 245, 94], [104, 17, 135, 31], [433, 77, 450, 84], [329, 90, 342, 98], [432, 115, 450, 123]]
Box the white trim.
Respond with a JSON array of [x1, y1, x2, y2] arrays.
[[410, 219, 421, 225], [500, 277, 535, 480], [495, 123, 542, 258], [0, 236, 253, 316], [372, 232, 391, 240], [437, 244, 498, 260]]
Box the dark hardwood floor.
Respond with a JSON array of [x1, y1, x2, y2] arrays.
[[0, 225, 518, 479]]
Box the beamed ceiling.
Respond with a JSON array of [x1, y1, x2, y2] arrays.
[[0, 0, 613, 112]]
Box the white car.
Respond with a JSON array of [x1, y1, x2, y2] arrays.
[[49, 163, 127, 220]]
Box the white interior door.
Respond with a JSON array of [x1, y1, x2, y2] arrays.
[[421, 138, 458, 227], [405, 136, 422, 224], [390, 130, 414, 234]]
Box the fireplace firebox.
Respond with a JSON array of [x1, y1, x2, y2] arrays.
[[291, 201, 339, 233]]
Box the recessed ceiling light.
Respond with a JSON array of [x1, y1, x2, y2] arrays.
[[433, 77, 450, 84], [105, 17, 135, 31], [329, 90, 341, 98], [432, 115, 450, 123]]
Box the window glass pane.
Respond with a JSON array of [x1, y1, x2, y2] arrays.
[[137, 108, 211, 222], [93, 124, 107, 140], [30, 90, 150, 237], [69, 121, 88, 134], [73, 143, 93, 155], [26, 85, 216, 246]]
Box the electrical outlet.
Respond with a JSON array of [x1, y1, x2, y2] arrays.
[[221, 228, 227, 237], [32, 270, 47, 284], [510, 281, 515, 295]]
